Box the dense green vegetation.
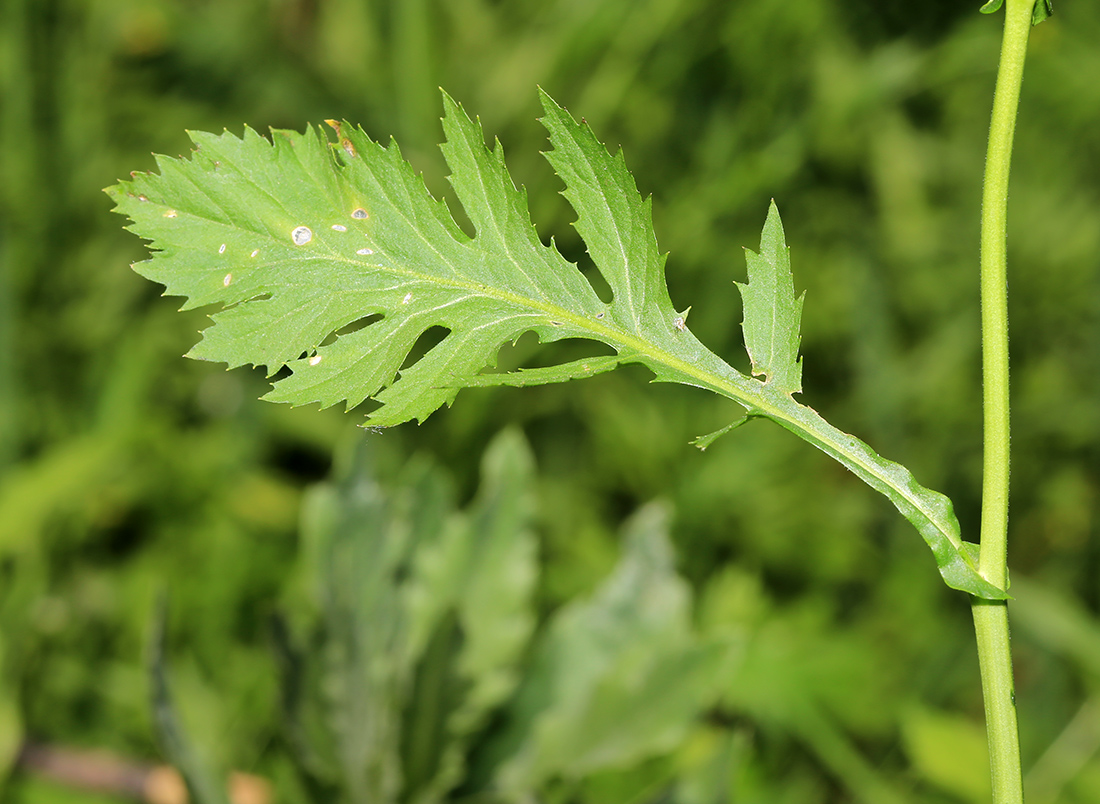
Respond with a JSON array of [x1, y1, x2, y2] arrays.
[[2, 0, 1099, 802]]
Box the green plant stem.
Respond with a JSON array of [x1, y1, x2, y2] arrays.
[[972, 1, 1033, 802], [973, 600, 1022, 803]]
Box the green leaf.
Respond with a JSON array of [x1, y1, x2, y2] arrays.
[[295, 440, 434, 802], [979, 0, 1003, 14], [450, 431, 539, 722], [403, 429, 539, 801], [736, 200, 804, 394], [104, 89, 697, 426], [284, 430, 538, 803], [107, 91, 1007, 600], [492, 504, 734, 792]]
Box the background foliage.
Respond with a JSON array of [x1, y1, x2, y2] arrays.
[[0, 0, 1098, 802]]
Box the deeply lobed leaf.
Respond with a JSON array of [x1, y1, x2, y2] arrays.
[[107, 91, 1007, 599]]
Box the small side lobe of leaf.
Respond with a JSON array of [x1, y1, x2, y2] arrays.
[[692, 416, 750, 451], [537, 88, 676, 338], [736, 200, 804, 395]]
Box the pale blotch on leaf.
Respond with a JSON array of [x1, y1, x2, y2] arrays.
[[291, 226, 313, 245], [138, 195, 148, 202], [351, 208, 368, 220], [218, 243, 227, 254], [674, 307, 691, 332], [164, 210, 177, 218], [309, 355, 322, 366], [402, 292, 412, 304], [331, 224, 347, 232], [250, 249, 259, 258], [357, 247, 374, 256], [223, 273, 232, 286]]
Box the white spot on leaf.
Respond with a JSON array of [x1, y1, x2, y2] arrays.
[[674, 316, 686, 332], [138, 195, 149, 202], [309, 355, 323, 366], [291, 226, 313, 245], [218, 243, 227, 254], [402, 292, 412, 304], [357, 247, 374, 256], [250, 249, 259, 258], [223, 273, 232, 286], [351, 208, 368, 220], [164, 210, 177, 218], [331, 224, 347, 232]]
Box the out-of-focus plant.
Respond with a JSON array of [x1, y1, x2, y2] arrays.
[[152, 430, 733, 803]]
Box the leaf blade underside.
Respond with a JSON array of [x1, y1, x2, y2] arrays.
[[106, 91, 1006, 600]]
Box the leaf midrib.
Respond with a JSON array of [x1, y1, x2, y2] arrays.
[[159, 134, 966, 576], [315, 243, 964, 559]]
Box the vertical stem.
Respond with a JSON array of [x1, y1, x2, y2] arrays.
[[972, 600, 1022, 803], [972, 1, 1034, 802], [979, 3, 1029, 587]]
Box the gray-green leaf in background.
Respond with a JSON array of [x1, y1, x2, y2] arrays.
[[402, 429, 538, 803], [275, 431, 735, 804], [490, 503, 736, 794], [278, 429, 537, 804]]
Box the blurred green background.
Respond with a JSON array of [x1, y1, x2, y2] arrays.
[[1, 0, 1098, 801]]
